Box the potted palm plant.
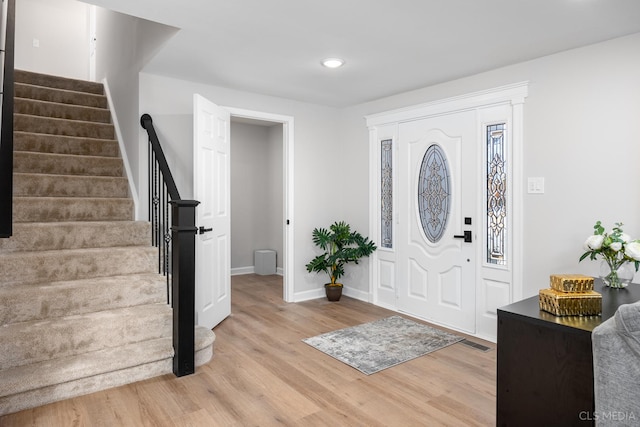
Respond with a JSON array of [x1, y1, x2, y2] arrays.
[[305, 221, 377, 301]]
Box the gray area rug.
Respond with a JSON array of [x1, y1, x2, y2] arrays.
[[302, 315, 463, 375]]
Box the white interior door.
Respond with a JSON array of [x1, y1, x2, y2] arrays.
[[396, 110, 477, 333], [193, 94, 231, 329]]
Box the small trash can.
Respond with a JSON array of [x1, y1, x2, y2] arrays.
[[254, 249, 276, 275]]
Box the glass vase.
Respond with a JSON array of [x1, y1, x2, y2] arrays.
[[600, 260, 634, 288]]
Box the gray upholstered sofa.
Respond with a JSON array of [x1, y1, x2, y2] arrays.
[[592, 300, 640, 426]]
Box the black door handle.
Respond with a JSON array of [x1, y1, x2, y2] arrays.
[[199, 226, 213, 234], [453, 230, 472, 243]]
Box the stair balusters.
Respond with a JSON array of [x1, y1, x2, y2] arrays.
[[149, 146, 172, 302]]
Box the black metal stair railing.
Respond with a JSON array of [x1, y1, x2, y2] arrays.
[[0, 0, 15, 238], [140, 113, 199, 377]]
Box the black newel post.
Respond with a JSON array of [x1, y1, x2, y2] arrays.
[[170, 199, 200, 377]]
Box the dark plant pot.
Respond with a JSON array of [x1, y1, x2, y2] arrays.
[[325, 283, 343, 301]]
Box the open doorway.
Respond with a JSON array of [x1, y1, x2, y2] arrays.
[[226, 107, 294, 302]]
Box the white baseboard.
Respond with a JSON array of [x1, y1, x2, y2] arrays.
[[342, 286, 371, 302], [102, 78, 140, 219], [292, 286, 373, 303], [231, 266, 285, 276], [293, 288, 325, 302], [231, 266, 254, 276]]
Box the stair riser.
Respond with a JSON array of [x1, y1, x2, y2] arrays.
[[0, 222, 151, 253], [0, 357, 173, 416], [0, 306, 172, 370], [14, 151, 123, 177], [15, 70, 104, 95], [0, 327, 214, 415], [0, 328, 213, 402], [15, 98, 111, 124], [0, 247, 157, 286], [0, 275, 166, 326], [14, 114, 115, 139], [14, 173, 129, 198], [15, 83, 108, 109], [13, 198, 133, 222], [14, 131, 119, 157]]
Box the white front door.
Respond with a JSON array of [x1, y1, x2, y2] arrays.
[[193, 94, 231, 329], [396, 110, 477, 333], [368, 83, 527, 341]]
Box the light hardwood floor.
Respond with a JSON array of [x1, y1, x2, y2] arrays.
[[0, 274, 496, 426]]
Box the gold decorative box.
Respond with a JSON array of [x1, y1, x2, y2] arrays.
[[550, 274, 594, 293], [539, 288, 602, 316]]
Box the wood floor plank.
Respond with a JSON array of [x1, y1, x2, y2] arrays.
[[0, 274, 496, 426]]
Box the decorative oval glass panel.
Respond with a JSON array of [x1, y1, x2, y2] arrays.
[[418, 144, 451, 243]]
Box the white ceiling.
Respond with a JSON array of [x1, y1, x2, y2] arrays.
[[84, 0, 640, 107]]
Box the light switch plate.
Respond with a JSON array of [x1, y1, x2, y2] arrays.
[[527, 177, 545, 194]]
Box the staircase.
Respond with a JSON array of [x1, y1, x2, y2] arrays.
[[0, 70, 215, 416]]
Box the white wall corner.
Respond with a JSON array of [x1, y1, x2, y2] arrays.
[[102, 78, 140, 219]]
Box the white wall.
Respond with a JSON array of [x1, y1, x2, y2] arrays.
[[139, 73, 343, 299], [125, 31, 640, 304], [18, 2, 639, 303], [340, 32, 640, 299], [14, 0, 90, 80], [230, 122, 283, 271], [94, 8, 177, 219]]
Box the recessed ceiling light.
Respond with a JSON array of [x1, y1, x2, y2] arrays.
[[321, 58, 345, 69]]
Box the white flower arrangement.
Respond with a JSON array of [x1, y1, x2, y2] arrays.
[[580, 221, 640, 273]]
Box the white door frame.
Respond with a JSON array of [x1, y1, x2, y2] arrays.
[[224, 107, 295, 303], [366, 82, 528, 341]]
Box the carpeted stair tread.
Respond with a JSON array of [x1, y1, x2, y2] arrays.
[[14, 151, 123, 177], [13, 197, 133, 222], [14, 114, 115, 139], [15, 97, 111, 123], [0, 246, 156, 286], [0, 304, 172, 370], [15, 82, 108, 109], [0, 221, 151, 253], [0, 273, 167, 325], [15, 69, 104, 95], [14, 173, 128, 198], [0, 70, 215, 415], [14, 131, 119, 157], [0, 326, 215, 416]]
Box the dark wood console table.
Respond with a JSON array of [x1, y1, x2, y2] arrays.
[[496, 280, 640, 427]]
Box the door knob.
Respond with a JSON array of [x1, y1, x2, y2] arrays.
[[199, 226, 213, 234], [453, 230, 472, 243]]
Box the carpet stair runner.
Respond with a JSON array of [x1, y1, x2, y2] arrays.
[[0, 70, 215, 416]]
